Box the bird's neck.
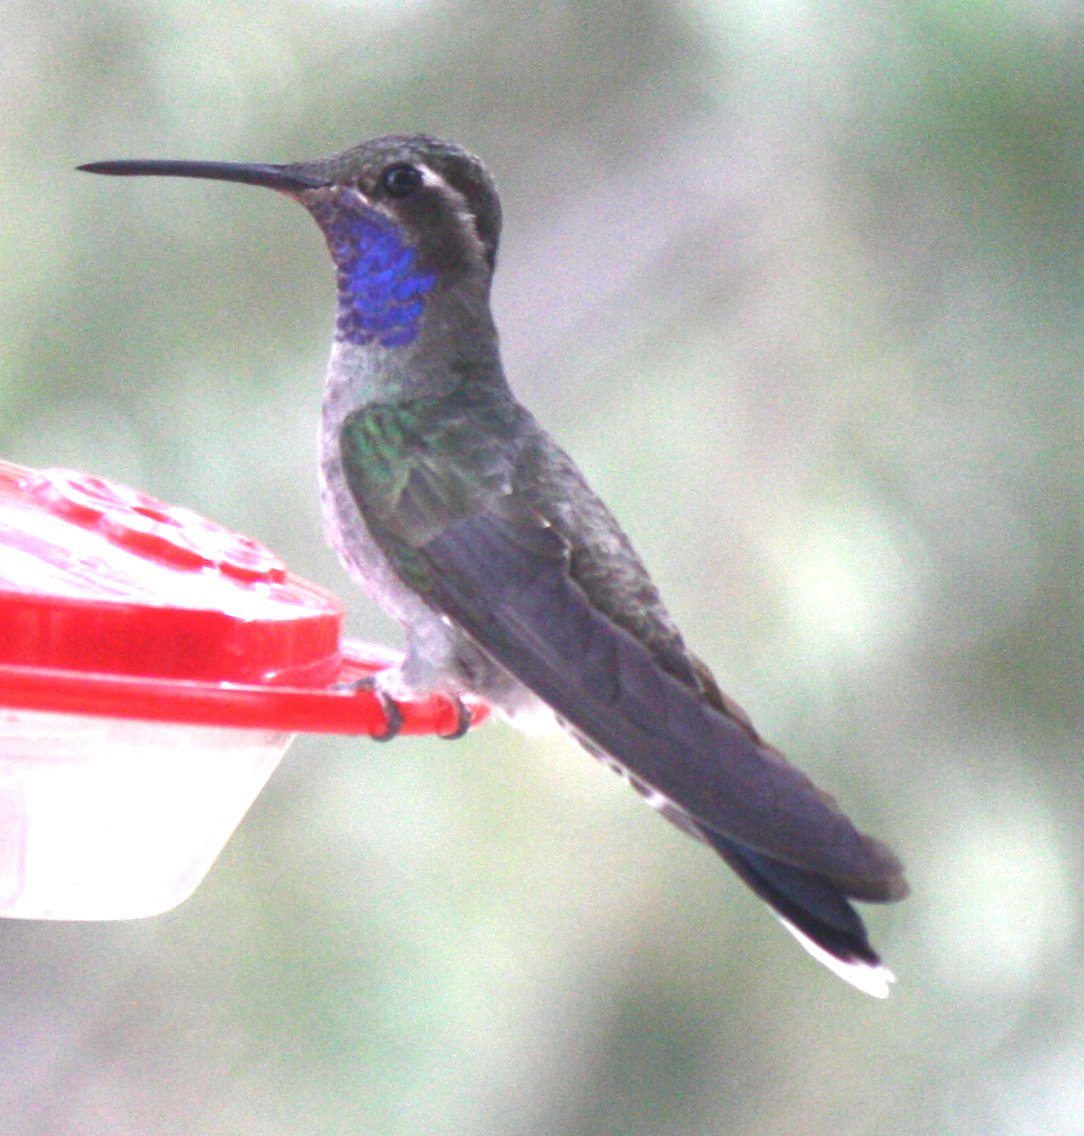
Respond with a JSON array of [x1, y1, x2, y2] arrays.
[[322, 293, 510, 447], [311, 196, 506, 416]]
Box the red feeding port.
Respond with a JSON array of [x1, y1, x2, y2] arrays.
[[0, 461, 487, 919]]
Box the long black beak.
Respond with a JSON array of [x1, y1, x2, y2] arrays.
[[77, 158, 327, 193]]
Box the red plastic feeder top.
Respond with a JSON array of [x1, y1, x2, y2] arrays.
[[0, 461, 486, 920], [0, 460, 483, 737]]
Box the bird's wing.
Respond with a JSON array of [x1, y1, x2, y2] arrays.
[[340, 396, 904, 896], [418, 509, 902, 894]]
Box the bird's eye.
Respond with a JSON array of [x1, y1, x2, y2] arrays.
[[382, 164, 423, 198]]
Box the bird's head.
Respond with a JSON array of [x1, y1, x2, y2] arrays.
[[81, 134, 503, 352]]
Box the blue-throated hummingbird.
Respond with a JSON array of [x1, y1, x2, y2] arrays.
[[81, 135, 907, 996]]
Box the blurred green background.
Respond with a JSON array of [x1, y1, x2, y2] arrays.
[[2, 0, 1083, 1132]]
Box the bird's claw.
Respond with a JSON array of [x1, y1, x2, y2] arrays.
[[440, 695, 474, 740], [333, 675, 403, 741]]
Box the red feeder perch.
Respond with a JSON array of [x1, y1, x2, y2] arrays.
[[0, 460, 487, 921]]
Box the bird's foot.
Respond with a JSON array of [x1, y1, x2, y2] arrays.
[[440, 695, 474, 741], [334, 672, 475, 741], [333, 674, 404, 741]]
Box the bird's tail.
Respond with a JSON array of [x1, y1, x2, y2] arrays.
[[699, 827, 897, 998]]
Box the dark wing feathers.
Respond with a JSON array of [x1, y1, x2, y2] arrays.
[[419, 509, 903, 896]]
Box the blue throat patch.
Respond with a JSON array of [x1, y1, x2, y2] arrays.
[[310, 196, 437, 349]]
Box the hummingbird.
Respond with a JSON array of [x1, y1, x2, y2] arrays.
[[81, 135, 907, 996]]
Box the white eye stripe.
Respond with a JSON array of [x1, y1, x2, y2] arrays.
[[416, 165, 489, 259]]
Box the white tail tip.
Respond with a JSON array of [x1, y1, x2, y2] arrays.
[[779, 918, 896, 999]]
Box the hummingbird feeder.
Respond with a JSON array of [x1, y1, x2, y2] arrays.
[[0, 460, 485, 921]]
